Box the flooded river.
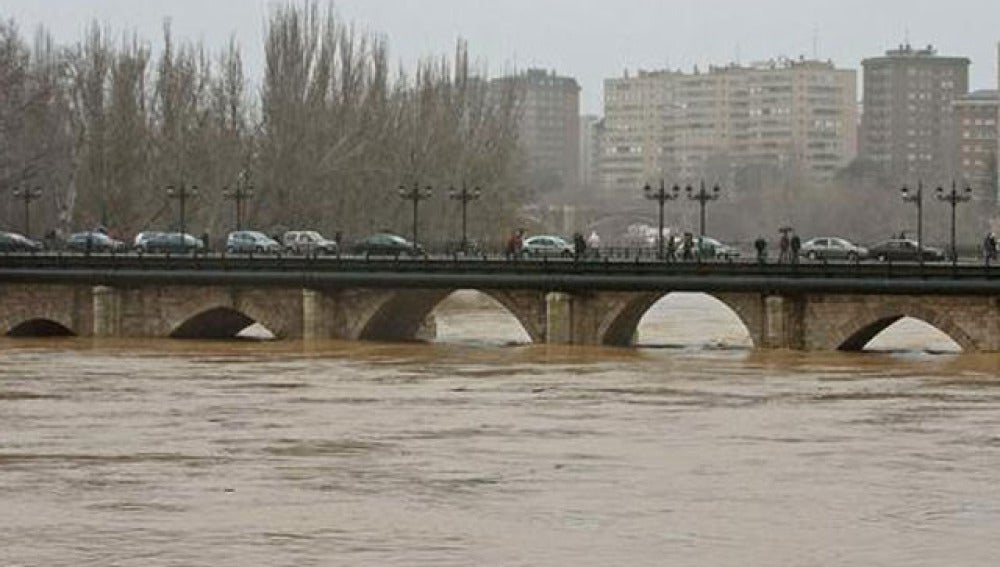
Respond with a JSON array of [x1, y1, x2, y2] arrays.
[[2, 293, 999, 566]]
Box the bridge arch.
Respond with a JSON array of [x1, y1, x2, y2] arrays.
[[170, 307, 262, 339], [356, 289, 546, 343], [0, 284, 90, 338], [161, 287, 302, 339], [597, 291, 762, 347], [6, 319, 76, 337], [827, 302, 975, 352]]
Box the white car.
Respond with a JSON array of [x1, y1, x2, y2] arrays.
[[522, 235, 574, 257], [282, 230, 339, 255]]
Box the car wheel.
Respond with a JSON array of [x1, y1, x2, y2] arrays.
[[877, 253, 887, 262], [807, 251, 817, 260], [255, 245, 265, 254], [226, 246, 236, 254], [847, 252, 858, 262]]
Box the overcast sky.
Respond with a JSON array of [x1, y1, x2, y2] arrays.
[[3, 0, 999, 113]]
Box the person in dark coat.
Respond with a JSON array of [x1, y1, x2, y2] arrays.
[[790, 233, 801, 264], [573, 232, 587, 259], [755, 237, 768, 264]]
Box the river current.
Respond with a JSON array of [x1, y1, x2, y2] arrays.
[[2, 293, 999, 566]]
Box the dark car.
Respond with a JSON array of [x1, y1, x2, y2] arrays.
[[352, 233, 425, 257], [868, 239, 945, 262], [66, 231, 128, 253], [695, 235, 741, 260], [0, 231, 44, 253], [136, 232, 205, 253]]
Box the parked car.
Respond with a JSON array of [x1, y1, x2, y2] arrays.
[[695, 235, 741, 259], [351, 233, 424, 257], [799, 237, 869, 261], [225, 230, 282, 254], [283, 230, 339, 255], [135, 232, 204, 253], [522, 235, 574, 257], [868, 239, 945, 262], [134, 231, 163, 250], [0, 231, 43, 253], [66, 231, 128, 253]]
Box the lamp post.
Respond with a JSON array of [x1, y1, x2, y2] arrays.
[[936, 181, 972, 265], [398, 182, 433, 248], [12, 186, 42, 238], [686, 180, 721, 237], [223, 170, 254, 231], [449, 184, 481, 254], [166, 183, 198, 237], [643, 180, 680, 260], [901, 182, 924, 266]]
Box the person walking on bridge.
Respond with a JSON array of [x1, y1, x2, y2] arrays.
[[778, 231, 791, 264], [754, 237, 768, 264], [790, 232, 801, 265], [984, 232, 997, 266]]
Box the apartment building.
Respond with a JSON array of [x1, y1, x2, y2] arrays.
[[860, 44, 970, 184], [952, 90, 998, 196], [491, 69, 581, 194], [599, 58, 857, 195]]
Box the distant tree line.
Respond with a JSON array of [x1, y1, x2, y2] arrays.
[[0, 1, 526, 245]]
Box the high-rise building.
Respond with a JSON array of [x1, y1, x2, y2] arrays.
[[491, 69, 581, 195], [860, 44, 970, 183], [599, 58, 857, 195], [952, 90, 998, 196], [578, 114, 603, 192]]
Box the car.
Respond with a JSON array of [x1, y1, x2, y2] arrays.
[[225, 230, 282, 254], [0, 231, 44, 253], [522, 235, 574, 257], [868, 239, 945, 262], [351, 233, 425, 257], [66, 231, 128, 253], [695, 235, 741, 260], [136, 232, 204, 253], [283, 230, 339, 255], [800, 237, 869, 261]]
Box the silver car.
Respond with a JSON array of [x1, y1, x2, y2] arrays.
[[225, 230, 282, 254], [800, 237, 869, 261], [522, 235, 574, 257]]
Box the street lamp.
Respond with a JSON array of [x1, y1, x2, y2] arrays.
[[449, 183, 481, 254], [686, 180, 721, 237], [223, 170, 254, 231], [900, 182, 925, 266], [936, 181, 972, 265], [643, 180, 680, 260], [12, 186, 42, 238], [398, 182, 433, 248], [166, 183, 199, 237]]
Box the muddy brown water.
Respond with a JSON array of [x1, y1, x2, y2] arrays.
[[1, 293, 999, 566]]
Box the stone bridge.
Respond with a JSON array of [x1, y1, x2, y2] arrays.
[[3, 280, 999, 351]]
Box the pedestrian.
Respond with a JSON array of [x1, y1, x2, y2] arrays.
[[201, 231, 210, 252], [665, 234, 677, 262], [790, 232, 801, 264], [984, 232, 997, 266], [778, 232, 790, 263], [754, 237, 768, 264], [506, 228, 524, 259], [573, 232, 587, 260], [586, 230, 600, 258], [682, 232, 694, 261], [334, 231, 343, 247]]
